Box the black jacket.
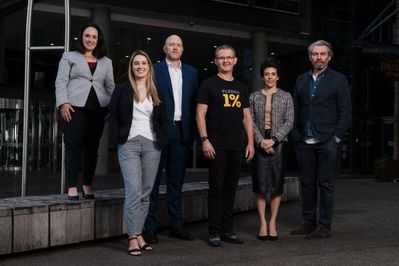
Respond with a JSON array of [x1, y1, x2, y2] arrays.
[[109, 83, 168, 149], [292, 67, 352, 142]]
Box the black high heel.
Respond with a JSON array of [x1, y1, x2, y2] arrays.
[[268, 235, 278, 241], [82, 191, 95, 199], [257, 235, 269, 241], [268, 225, 278, 241], [68, 195, 79, 201]]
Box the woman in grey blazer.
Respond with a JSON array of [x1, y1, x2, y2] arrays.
[[249, 58, 294, 241], [55, 23, 115, 200]]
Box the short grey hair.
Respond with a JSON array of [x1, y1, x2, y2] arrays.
[[215, 44, 236, 58], [308, 40, 333, 57]]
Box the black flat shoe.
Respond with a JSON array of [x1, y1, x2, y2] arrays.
[[257, 235, 268, 241], [82, 191, 95, 199], [68, 195, 79, 201]]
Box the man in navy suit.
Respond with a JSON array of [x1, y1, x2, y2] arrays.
[[290, 40, 351, 239], [144, 35, 198, 243]]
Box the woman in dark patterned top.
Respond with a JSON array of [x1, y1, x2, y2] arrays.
[[249, 58, 294, 241]]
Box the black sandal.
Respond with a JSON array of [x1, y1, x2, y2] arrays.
[[139, 243, 153, 251], [128, 237, 141, 256], [137, 234, 153, 251]]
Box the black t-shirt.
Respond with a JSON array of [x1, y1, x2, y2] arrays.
[[196, 75, 249, 151]]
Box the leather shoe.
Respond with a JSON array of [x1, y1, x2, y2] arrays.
[[306, 228, 332, 239], [208, 235, 221, 247], [169, 229, 194, 241], [143, 230, 158, 244], [221, 231, 244, 244], [290, 224, 316, 235]]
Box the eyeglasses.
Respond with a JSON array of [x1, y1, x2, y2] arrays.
[[216, 56, 235, 61]]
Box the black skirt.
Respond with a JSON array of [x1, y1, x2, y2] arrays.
[[251, 130, 286, 195]]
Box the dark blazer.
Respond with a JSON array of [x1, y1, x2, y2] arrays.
[[108, 83, 168, 149], [292, 67, 352, 142], [154, 60, 198, 144]]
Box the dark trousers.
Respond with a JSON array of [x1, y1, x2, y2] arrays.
[[208, 149, 242, 235], [145, 124, 191, 232], [61, 108, 105, 188], [295, 139, 338, 229]]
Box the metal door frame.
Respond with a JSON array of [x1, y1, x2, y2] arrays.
[[22, 0, 70, 197]]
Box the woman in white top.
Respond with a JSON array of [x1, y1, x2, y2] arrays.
[[109, 50, 168, 256]]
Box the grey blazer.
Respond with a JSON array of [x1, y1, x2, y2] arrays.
[[55, 51, 115, 108], [249, 89, 294, 145]]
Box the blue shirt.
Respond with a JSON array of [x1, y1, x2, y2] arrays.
[[305, 70, 324, 138]]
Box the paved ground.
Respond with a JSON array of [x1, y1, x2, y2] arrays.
[[1, 178, 398, 266]]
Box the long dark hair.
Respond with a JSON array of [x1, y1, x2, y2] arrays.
[[76, 23, 108, 58]]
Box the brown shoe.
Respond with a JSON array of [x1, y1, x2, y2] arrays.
[[290, 224, 316, 235], [305, 228, 332, 239]]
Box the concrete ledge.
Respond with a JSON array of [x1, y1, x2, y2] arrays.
[[0, 176, 299, 255]]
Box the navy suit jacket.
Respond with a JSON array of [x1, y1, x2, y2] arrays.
[[154, 60, 198, 144], [292, 67, 352, 143]]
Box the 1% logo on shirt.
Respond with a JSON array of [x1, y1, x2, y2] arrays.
[[223, 93, 241, 108]]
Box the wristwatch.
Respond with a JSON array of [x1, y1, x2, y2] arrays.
[[200, 136, 208, 142]]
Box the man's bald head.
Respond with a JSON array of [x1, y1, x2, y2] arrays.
[[163, 34, 184, 62]]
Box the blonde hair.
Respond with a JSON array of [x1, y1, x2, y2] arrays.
[[128, 50, 161, 105]]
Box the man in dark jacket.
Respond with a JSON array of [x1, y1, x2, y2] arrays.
[[144, 35, 198, 243], [290, 40, 351, 239]]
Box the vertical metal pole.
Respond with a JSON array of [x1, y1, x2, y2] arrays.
[[22, 0, 34, 197], [61, 0, 70, 194]]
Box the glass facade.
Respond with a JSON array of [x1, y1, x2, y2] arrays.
[[211, 0, 300, 14], [0, 1, 255, 197]]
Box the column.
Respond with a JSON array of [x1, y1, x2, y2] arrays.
[[92, 7, 111, 175], [251, 32, 268, 92], [393, 0, 399, 160], [0, 17, 5, 83]]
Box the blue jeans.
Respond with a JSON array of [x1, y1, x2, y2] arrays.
[[118, 135, 161, 236]]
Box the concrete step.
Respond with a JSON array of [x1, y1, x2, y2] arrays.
[[0, 176, 299, 255]]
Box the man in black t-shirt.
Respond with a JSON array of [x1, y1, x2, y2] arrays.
[[196, 45, 255, 247]]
